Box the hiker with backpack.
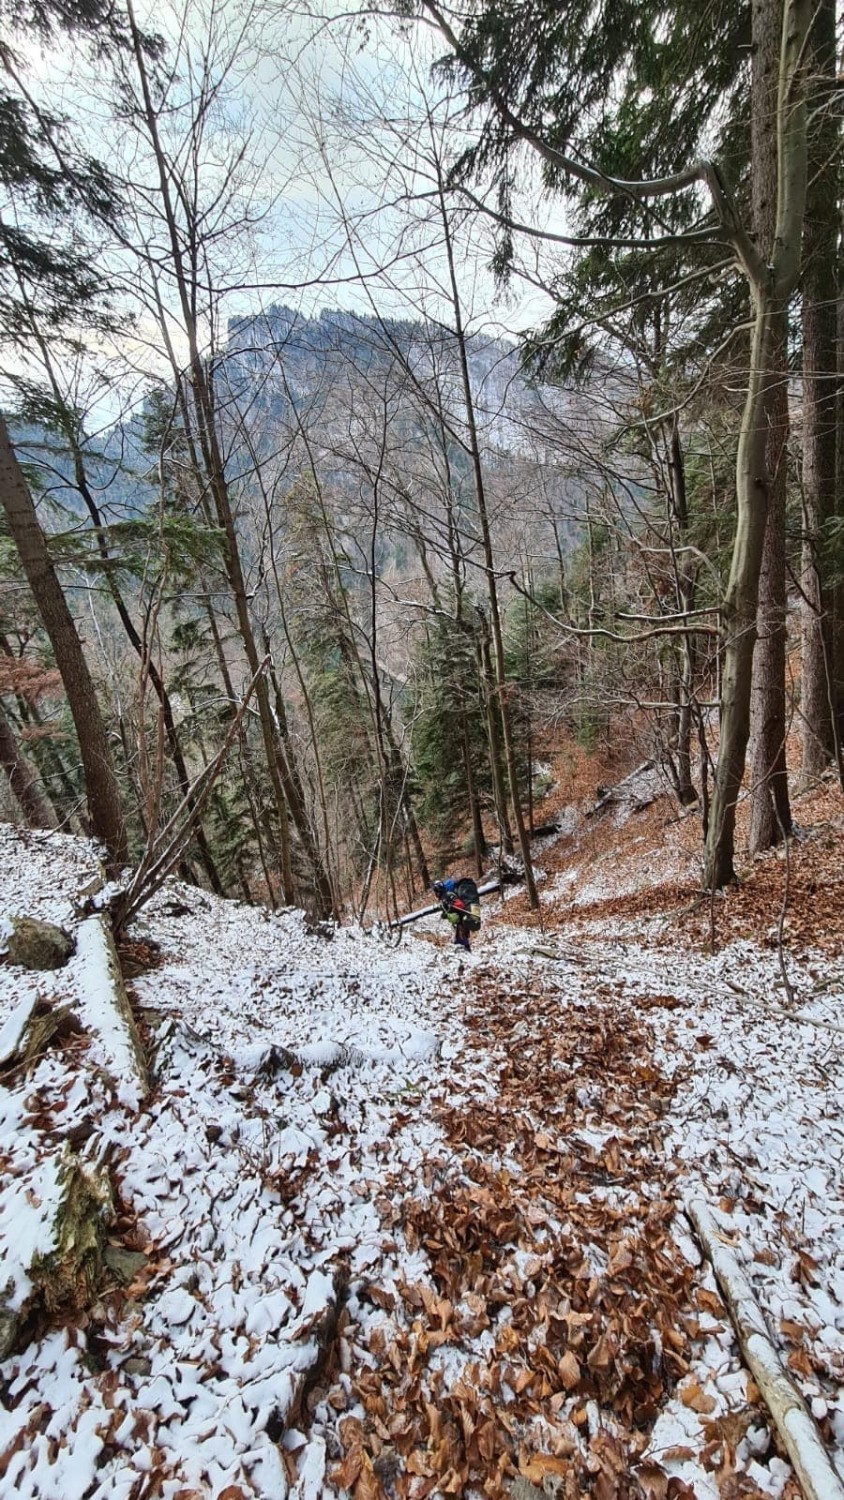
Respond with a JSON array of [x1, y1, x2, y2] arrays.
[[432, 876, 482, 952]]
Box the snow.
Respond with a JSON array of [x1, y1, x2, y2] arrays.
[[0, 992, 37, 1064], [0, 1151, 65, 1308], [1, 818, 843, 1497], [70, 916, 146, 1105]]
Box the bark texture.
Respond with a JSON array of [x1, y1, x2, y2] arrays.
[[799, 0, 838, 780], [747, 0, 792, 854], [0, 701, 54, 828], [0, 1148, 113, 1360], [704, 0, 809, 887], [0, 416, 127, 869]]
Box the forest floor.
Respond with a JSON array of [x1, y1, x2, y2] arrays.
[[0, 758, 843, 1500]]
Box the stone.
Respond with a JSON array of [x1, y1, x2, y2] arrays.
[[124, 1356, 152, 1377], [7, 917, 74, 970], [103, 1246, 148, 1284]]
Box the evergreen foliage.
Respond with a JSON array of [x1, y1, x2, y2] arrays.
[[409, 614, 487, 848]]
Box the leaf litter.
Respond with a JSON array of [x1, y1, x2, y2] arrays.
[[0, 819, 842, 1498]]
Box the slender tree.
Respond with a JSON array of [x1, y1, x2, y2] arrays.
[[0, 697, 53, 827], [0, 416, 127, 863], [799, 0, 839, 781], [747, 0, 793, 854]]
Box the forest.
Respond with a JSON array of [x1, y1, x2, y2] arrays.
[[1, 1, 844, 1498], [1, 0, 840, 918]]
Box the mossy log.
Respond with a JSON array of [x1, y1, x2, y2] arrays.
[[0, 1146, 113, 1358]]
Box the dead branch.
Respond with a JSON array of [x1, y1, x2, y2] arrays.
[[111, 658, 269, 934], [686, 1198, 844, 1500]]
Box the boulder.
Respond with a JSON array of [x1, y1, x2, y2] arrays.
[[7, 917, 75, 970]]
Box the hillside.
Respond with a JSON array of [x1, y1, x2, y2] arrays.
[[1, 765, 842, 1500]]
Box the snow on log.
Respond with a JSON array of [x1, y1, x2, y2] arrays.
[[0, 993, 40, 1066], [686, 1197, 844, 1500], [0, 1145, 113, 1358], [71, 916, 148, 1105], [0, 994, 81, 1070]]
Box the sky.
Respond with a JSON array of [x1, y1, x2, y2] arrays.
[[5, 0, 570, 428]]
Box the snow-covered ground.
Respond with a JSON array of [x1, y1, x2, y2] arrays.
[[0, 821, 842, 1498]]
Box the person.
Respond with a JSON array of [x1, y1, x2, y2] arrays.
[[432, 876, 481, 952]]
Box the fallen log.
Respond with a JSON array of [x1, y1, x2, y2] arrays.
[[0, 994, 82, 1071], [522, 945, 588, 964], [686, 1197, 844, 1500], [0, 1146, 113, 1358], [71, 916, 149, 1104], [0, 993, 40, 1067], [722, 980, 844, 1037]]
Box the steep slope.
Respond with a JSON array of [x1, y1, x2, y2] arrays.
[[0, 815, 842, 1498]]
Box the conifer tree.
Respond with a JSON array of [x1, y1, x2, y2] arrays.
[[418, 0, 814, 886], [0, 0, 144, 865]]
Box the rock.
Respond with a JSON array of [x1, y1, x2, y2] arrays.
[[103, 1246, 148, 1284], [124, 1356, 152, 1377], [7, 917, 75, 970]]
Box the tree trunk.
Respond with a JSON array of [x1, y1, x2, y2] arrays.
[[832, 176, 844, 771], [126, 1, 317, 912], [435, 161, 538, 906], [265, 643, 337, 916], [666, 413, 698, 805], [799, 0, 838, 781], [22, 304, 224, 891], [747, 0, 793, 853], [748, 321, 792, 852], [477, 624, 513, 855], [462, 714, 486, 877], [0, 699, 54, 828], [704, 0, 809, 888], [0, 416, 127, 869]]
